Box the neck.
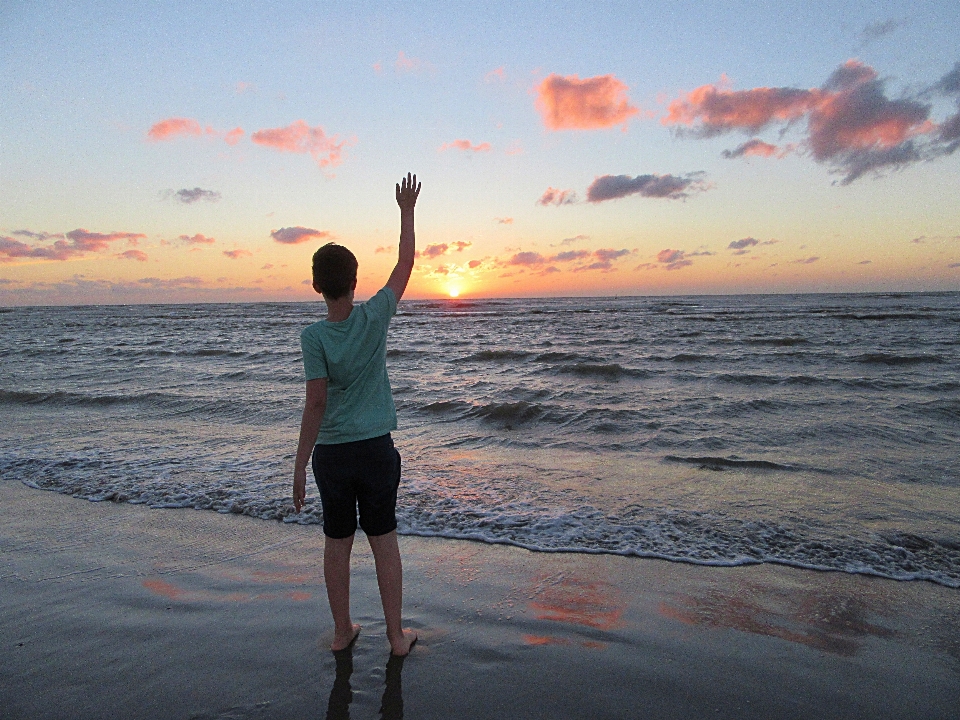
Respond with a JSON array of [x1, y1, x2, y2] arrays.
[[324, 295, 354, 322]]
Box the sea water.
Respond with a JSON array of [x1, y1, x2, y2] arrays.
[[1, 293, 958, 587]]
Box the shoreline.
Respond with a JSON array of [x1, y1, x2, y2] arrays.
[[2, 479, 959, 719]]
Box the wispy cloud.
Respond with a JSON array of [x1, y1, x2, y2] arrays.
[[394, 51, 430, 74], [224, 127, 245, 145], [251, 121, 350, 168], [721, 139, 786, 159], [860, 18, 908, 44], [223, 249, 252, 259], [536, 73, 639, 130], [270, 227, 332, 245], [178, 233, 216, 245], [495, 217, 514, 224], [586, 172, 709, 202], [439, 139, 492, 152], [791, 256, 820, 264], [1, 228, 146, 262], [165, 187, 221, 204], [537, 187, 577, 206], [728, 237, 760, 254], [117, 249, 148, 262], [484, 67, 505, 83]]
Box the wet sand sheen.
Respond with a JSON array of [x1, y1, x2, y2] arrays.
[[2, 480, 958, 720]]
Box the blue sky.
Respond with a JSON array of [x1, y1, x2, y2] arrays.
[[2, 0, 959, 303]]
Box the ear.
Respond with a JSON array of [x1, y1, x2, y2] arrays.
[[313, 281, 324, 296], [351, 278, 358, 291]]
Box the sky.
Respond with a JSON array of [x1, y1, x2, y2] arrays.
[[2, 0, 959, 304]]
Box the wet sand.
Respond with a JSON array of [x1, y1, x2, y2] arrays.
[[2, 479, 958, 720]]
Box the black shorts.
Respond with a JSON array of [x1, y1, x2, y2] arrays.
[[312, 433, 401, 539]]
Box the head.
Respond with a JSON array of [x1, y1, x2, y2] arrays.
[[312, 243, 358, 300]]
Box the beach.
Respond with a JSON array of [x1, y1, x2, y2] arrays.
[[3, 479, 958, 720]]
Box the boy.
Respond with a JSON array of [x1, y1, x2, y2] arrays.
[[293, 173, 420, 656]]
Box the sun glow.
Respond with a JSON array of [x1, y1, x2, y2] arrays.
[[447, 286, 461, 298]]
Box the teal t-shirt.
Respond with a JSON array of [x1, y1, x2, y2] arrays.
[[300, 287, 398, 444]]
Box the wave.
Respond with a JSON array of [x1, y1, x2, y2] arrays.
[[669, 353, 712, 362], [461, 349, 533, 362], [826, 312, 939, 321], [555, 362, 652, 380], [0, 388, 175, 407], [744, 337, 809, 346], [11, 460, 956, 588], [663, 455, 797, 471], [852, 353, 943, 366], [0, 388, 294, 424]]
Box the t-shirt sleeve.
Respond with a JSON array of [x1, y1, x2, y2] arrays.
[[366, 287, 398, 323], [300, 327, 328, 381]]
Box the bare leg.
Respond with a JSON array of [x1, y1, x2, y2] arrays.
[[324, 534, 361, 651], [367, 530, 417, 656]]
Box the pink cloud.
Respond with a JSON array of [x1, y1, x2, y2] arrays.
[[468, 259, 483, 269], [251, 121, 349, 167], [117, 250, 148, 262], [420, 243, 449, 259], [452, 241, 472, 252], [270, 226, 332, 244], [656, 248, 694, 270], [721, 139, 782, 158], [224, 127, 245, 145], [223, 249, 252, 259], [439, 139, 492, 152], [536, 74, 639, 131], [374, 245, 391, 254], [663, 81, 819, 134], [485, 67, 505, 83], [507, 251, 546, 266], [664, 59, 957, 184], [235, 81, 256, 95], [537, 187, 577, 206], [148, 117, 206, 141], [496, 217, 514, 224]]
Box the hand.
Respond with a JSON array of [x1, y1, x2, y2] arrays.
[[395, 172, 420, 211], [293, 466, 307, 513]]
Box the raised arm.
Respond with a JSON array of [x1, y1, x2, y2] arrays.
[[385, 172, 420, 302]]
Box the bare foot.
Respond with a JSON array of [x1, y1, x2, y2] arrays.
[[389, 628, 418, 657], [331, 623, 361, 651]]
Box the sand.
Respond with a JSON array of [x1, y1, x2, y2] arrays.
[[2, 479, 959, 719]]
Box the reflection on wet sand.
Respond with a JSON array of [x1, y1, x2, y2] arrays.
[[659, 577, 895, 656], [520, 573, 625, 648], [528, 574, 625, 630], [325, 646, 406, 720]]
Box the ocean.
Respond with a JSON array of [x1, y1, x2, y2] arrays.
[[2, 293, 958, 588]]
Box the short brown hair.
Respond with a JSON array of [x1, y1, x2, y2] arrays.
[[312, 243, 358, 299]]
